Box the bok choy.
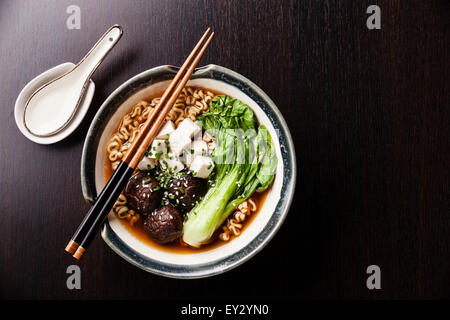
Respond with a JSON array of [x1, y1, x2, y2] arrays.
[[182, 96, 278, 247]]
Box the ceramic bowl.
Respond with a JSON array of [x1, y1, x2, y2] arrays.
[[15, 62, 95, 144], [81, 64, 296, 278]]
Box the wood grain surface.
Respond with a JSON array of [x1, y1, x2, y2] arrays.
[[0, 0, 448, 299]]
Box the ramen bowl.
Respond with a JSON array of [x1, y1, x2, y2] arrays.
[[81, 64, 296, 278]]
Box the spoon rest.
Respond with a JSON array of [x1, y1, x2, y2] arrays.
[[16, 25, 122, 143]]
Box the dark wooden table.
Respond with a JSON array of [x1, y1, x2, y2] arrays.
[[0, 0, 448, 300]]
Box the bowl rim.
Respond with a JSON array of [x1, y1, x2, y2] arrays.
[[81, 64, 297, 278]]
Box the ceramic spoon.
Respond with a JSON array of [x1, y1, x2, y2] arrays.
[[24, 25, 123, 137]]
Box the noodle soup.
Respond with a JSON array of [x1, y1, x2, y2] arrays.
[[104, 86, 275, 253]]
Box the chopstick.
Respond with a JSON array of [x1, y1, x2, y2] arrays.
[[65, 28, 214, 259], [123, 27, 212, 165], [67, 30, 214, 259]]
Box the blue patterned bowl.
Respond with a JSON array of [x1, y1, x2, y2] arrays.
[[81, 64, 296, 278]]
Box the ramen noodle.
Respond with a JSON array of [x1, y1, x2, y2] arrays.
[[104, 86, 272, 252]]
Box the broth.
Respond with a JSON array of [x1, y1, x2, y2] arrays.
[[104, 87, 269, 253], [118, 190, 267, 254]]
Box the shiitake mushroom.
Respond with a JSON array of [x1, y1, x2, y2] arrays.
[[166, 172, 207, 210], [123, 171, 163, 216], [124, 170, 208, 244], [143, 204, 183, 244]]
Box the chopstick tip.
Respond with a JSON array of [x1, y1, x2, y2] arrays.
[[72, 246, 85, 260], [65, 240, 79, 254]]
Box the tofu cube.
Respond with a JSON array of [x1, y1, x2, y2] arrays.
[[189, 156, 214, 179], [192, 140, 208, 155], [160, 154, 184, 174], [156, 120, 175, 140], [146, 139, 168, 159], [175, 118, 201, 139], [137, 156, 157, 171], [193, 129, 203, 141], [183, 140, 208, 165], [169, 132, 192, 155]]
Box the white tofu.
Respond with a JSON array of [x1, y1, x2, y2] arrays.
[[169, 132, 192, 155], [146, 139, 168, 159], [160, 154, 184, 174], [137, 156, 157, 171], [156, 120, 175, 140], [193, 129, 203, 141], [181, 151, 194, 166], [174, 118, 201, 139], [192, 140, 208, 156], [189, 155, 214, 179], [182, 140, 208, 165]]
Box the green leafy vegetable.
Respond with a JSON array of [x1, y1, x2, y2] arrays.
[[182, 96, 278, 247]]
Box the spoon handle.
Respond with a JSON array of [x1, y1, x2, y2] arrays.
[[73, 25, 123, 80]]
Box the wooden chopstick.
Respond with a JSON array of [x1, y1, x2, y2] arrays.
[[65, 29, 214, 260], [122, 27, 211, 166], [129, 31, 214, 169]]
